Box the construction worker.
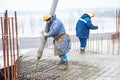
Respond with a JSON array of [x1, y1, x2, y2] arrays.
[[76, 10, 98, 53], [42, 13, 71, 70]]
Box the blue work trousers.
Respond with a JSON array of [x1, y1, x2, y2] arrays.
[[79, 38, 87, 48], [59, 54, 67, 61]]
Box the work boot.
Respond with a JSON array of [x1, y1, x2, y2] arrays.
[[81, 48, 85, 51], [57, 60, 64, 65], [58, 61, 68, 70], [80, 48, 85, 54]]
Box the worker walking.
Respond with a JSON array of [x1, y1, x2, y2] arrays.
[[76, 10, 98, 53], [42, 13, 71, 70]]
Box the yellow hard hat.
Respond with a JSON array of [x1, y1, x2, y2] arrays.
[[43, 13, 51, 21], [87, 10, 95, 17]]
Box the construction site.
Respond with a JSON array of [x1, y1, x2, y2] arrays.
[[0, 0, 120, 80]]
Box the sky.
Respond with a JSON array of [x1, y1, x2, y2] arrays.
[[0, 0, 120, 12]]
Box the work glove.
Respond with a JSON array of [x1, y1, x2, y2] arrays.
[[41, 31, 47, 36]]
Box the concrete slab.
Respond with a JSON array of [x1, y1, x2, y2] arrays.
[[19, 48, 120, 80]]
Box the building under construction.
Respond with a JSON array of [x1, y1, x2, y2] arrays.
[[0, 1, 120, 80]]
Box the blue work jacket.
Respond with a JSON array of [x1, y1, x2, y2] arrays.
[[46, 14, 71, 54], [76, 14, 98, 38]]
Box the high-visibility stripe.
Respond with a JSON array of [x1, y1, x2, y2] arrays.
[[79, 18, 87, 23]]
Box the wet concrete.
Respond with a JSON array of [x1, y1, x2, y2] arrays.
[[19, 48, 120, 80]]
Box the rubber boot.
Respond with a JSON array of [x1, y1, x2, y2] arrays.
[[80, 48, 85, 54], [57, 60, 64, 65], [58, 61, 68, 70]]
